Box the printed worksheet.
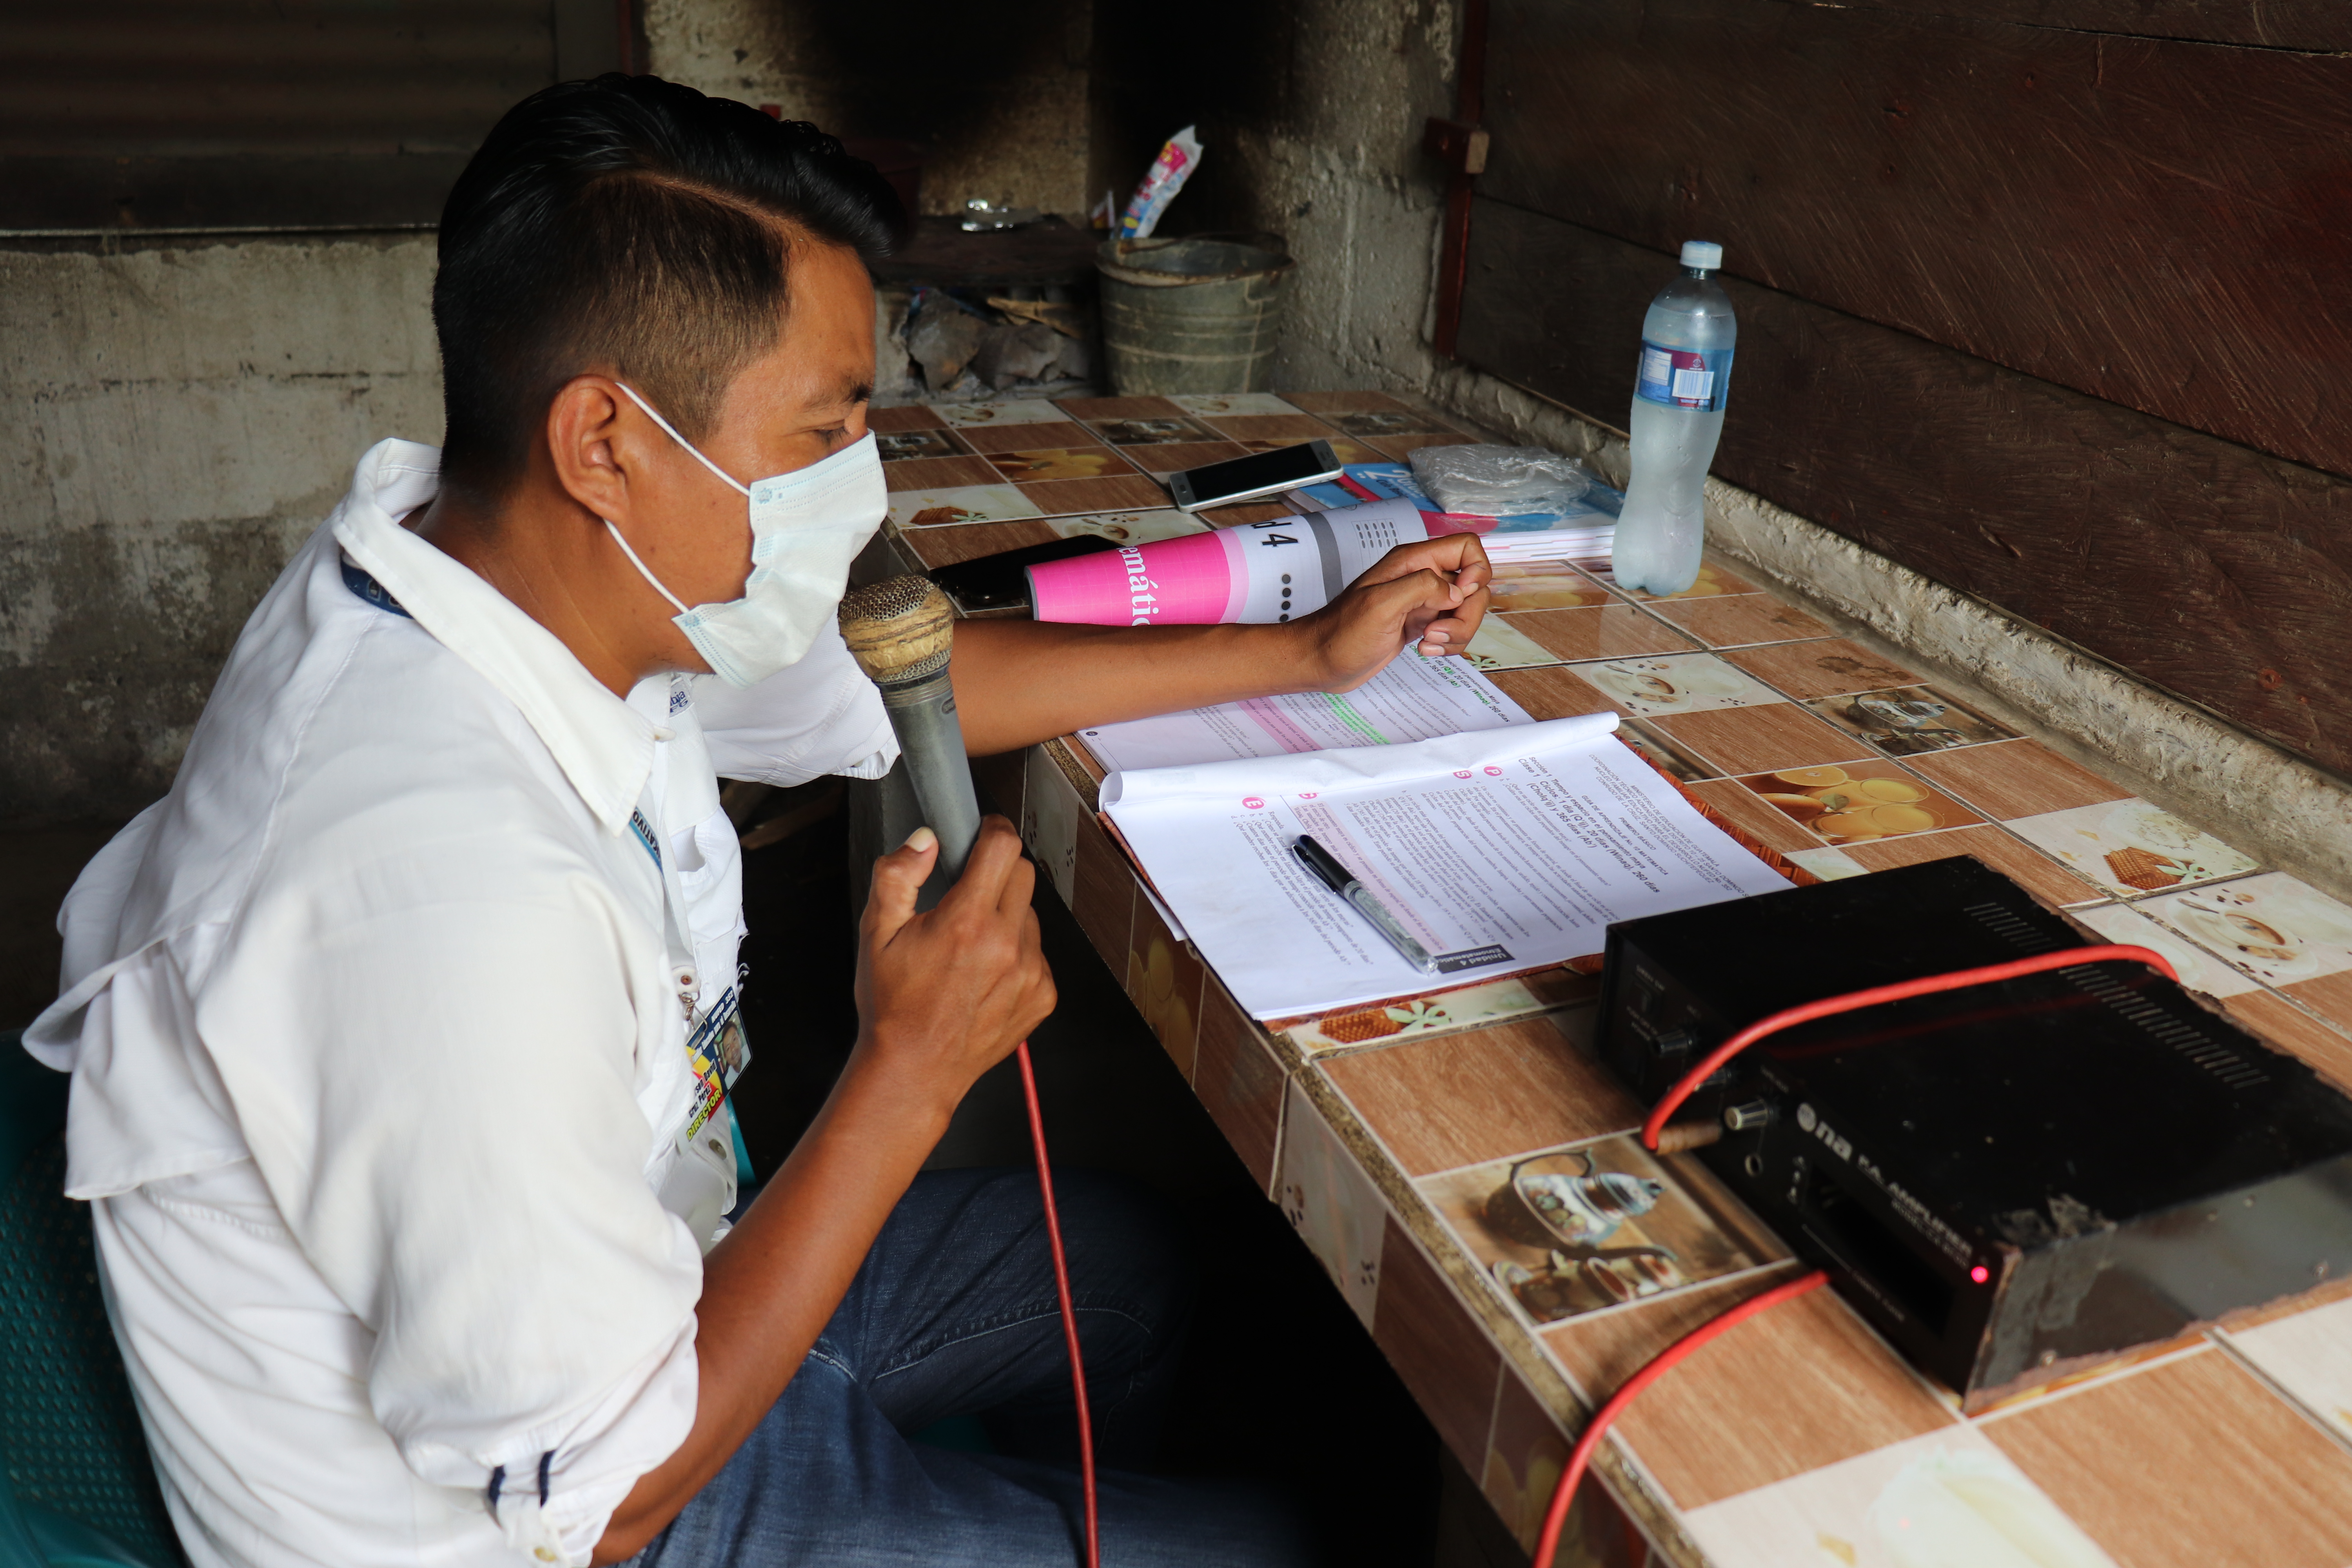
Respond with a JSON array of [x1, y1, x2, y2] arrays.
[[1075, 648, 1530, 774], [1102, 715, 1791, 1018]]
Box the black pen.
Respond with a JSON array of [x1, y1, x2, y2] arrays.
[[1291, 834, 1439, 975]]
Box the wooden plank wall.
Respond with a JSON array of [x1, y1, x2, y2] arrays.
[[1453, 0, 2352, 778]]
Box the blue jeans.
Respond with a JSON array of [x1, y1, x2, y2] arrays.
[[629, 1167, 1313, 1567]]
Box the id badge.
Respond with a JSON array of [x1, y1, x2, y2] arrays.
[[659, 987, 743, 1249]]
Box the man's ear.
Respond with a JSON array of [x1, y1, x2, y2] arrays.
[[545, 376, 641, 527]]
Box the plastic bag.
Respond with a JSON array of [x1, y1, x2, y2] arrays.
[[1408, 444, 1590, 517], [1120, 126, 1203, 240]]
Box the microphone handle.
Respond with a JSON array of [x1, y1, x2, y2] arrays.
[[875, 669, 983, 882]]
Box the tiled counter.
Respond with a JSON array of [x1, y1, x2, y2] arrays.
[[871, 389, 2352, 1568]]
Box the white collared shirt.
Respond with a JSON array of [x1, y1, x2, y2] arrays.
[[23, 439, 898, 1568]]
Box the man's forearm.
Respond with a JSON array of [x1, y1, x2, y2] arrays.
[[948, 618, 1315, 756]]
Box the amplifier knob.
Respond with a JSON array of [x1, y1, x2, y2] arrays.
[[1723, 1100, 1777, 1132]]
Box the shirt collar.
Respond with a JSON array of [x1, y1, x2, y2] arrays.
[[330, 438, 657, 835]]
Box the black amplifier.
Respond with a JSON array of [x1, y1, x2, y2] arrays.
[[1596, 856, 2352, 1409]]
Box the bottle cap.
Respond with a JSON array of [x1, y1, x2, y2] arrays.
[[1680, 240, 1724, 272]]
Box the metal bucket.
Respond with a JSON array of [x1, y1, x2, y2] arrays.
[[1095, 232, 1292, 395]]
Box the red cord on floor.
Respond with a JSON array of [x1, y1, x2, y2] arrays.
[[1532, 1270, 1829, 1568], [1640, 943, 2178, 1152], [1015, 1040, 1100, 1568]]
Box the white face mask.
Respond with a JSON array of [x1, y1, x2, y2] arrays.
[[603, 381, 886, 688]]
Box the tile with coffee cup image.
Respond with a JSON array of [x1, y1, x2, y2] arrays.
[[1802, 684, 2020, 758], [2004, 798, 2258, 898], [1457, 616, 1570, 673], [1570, 652, 1784, 718], [1732, 762, 1985, 847], [2069, 901, 2262, 1000], [2137, 873, 2352, 991], [1417, 1134, 1779, 1329], [887, 483, 1045, 528]]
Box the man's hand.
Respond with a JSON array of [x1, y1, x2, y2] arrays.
[[853, 816, 1056, 1117], [1294, 532, 1494, 692]]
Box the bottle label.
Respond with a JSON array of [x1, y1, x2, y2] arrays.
[[1635, 341, 1734, 412]]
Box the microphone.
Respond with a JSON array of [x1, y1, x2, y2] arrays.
[[837, 575, 983, 880]]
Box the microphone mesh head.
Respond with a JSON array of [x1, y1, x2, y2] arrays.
[[838, 575, 955, 684]]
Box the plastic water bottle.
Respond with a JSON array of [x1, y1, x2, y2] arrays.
[[1612, 240, 1736, 596]]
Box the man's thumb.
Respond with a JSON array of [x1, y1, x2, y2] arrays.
[[864, 825, 938, 943]]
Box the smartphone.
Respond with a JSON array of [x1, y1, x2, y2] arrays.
[[928, 535, 1113, 613], [1167, 439, 1342, 512]]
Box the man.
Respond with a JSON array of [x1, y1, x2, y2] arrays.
[[26, 75, 1491, 1568]]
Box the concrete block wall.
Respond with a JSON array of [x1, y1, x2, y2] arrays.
[[0, 233, 443, 817]]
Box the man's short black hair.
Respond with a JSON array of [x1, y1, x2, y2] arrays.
[[433, 74, 904, 494]]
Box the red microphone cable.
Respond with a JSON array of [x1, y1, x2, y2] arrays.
[[1531, 1270, 1829, 1568], [1014, 1040, 1100, 1568]]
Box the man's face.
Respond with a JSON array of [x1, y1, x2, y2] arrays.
[[624, 239, 877, 612]]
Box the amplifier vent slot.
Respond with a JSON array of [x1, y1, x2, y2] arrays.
[[2061, 965, 2269, 1089], [1963, 900, 2063, 953]]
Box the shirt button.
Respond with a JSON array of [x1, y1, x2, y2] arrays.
[[534, 1549, 558, 1562], [652, 726, 675, 742]]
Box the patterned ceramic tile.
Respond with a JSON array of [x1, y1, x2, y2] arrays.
[[1047, 509, 1206, 546], [1650, 595, 1833, 648], [1481, 1365, 1646, 1566], [1169, 393, 1299, 416], [1284, 972, 1600, 1054], [1543, 1273, 1954, 1510], [1570, 653, 1787, 719], [2068, 902, 2261, 998], [888, 483, 1045, 529], [951, 419, 1103, 454], [1984, 1348, 2352, 1568], [1681, 1427, 2116, 1568], [1486, 566, 1616, 610], [1686, 779, 1829, 855], [2005, 799, 2258, 897], [984, 446, 1140, 483], [1053, 394, 1188, 422], [882, 454, 1004, 492], [1115, 440, 1253, 479], [2219, 1294, 2352, 1449], [1601, 562, 1762, 600], [1649, 704, 1869, 776], [1372, 1216, 1504, 1472], [867, 403, 947, 432], [1460, 616, 1569, 672], [873, 426, 971, 461], [1787, 845, 1871, 881], [1499, 604, 1697, 662], [1127, 895, 1207, 1080], [1802, 684, 2022, 758], [2137, 873, 2352, 995], [1614, 720, 1720, 783], [1276, 1078, 1387, 1327], [936, 398, 1069, 425], [1418, 1134, 1778, 1329], [1193, 412, 1336, 443], [1906, 740, 2130, 820], [1366, 431, 1481, 460], [1193, 980, 1286, 1190], [1485, 664, 1624, 722], [1323, 407, 1460, 439], [1731, 761, 1985, 848], [1838, 826, 2107, 910], [1724, 639, 1926, 701], [1323, 1015, 1639, 1176], [1084, 416, 1218, 446], [1015, 474, 1171, 515], [2220, 991, 2352, 1092]]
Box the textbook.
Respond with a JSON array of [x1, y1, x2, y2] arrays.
[[1099, 711, 1790, 1020], [1289, 464, 1619, 565]]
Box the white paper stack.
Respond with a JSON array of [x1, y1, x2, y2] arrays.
[[1475, 521, 1615, 566]]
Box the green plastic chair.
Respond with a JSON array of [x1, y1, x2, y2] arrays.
[[0, 1029, 185, 1568]]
